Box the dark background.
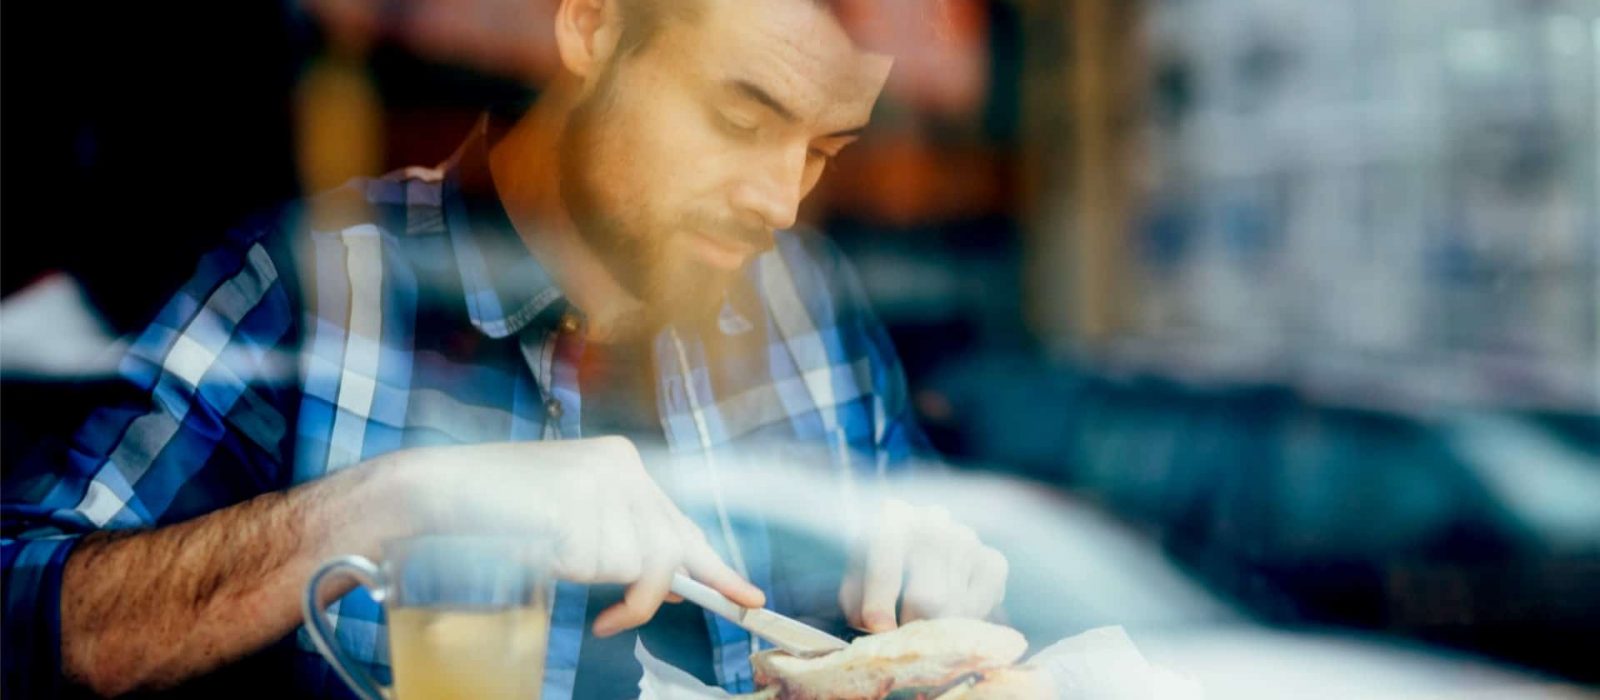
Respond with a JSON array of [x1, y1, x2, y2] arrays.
[[3, 0, 1596, 686]]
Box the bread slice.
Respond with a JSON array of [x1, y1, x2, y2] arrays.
[[750, 619, 1029, 700]]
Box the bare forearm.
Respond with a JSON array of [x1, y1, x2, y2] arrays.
[[60, 458, 414, 696]]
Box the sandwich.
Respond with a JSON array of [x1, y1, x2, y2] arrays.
[[749, 619, 1054, 700]]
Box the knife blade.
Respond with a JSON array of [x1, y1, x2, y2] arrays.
[[669, 573, 850, 657]]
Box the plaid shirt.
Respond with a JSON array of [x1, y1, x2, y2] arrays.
[[2, 118, 926, 698]]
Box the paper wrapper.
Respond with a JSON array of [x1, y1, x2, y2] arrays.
[[636, 626, 1203, 699], [1025, 626, 1203, 699], [635, 638, 743, 700]]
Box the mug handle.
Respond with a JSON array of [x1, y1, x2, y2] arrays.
[[303, 556, 391, 700]]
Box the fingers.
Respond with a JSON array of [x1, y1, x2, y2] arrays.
[[593, 497, 643, 583], [555, 487, 601, 581], [943, 520, 985, 619], [851, 500, 1007, 632], [860, 499, 913, 632], [665, 562, 688, 603], [838, 567, 865, 630], [967, 546, 1009, 620], [902, 506, 963, 624], [593, 503, 681, 637], [593, 566, 674, 638], [680, 518, 765, 609], [899, 534, 952, 625], [533, 440, 767, 631]]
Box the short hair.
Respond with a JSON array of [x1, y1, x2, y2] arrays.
[[613, 0, 850, 59], [613, 0, 692, 58]]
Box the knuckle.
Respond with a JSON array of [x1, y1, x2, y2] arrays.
[[869, 526, 908, 555], [953, 523, 980, 545], [678, 519, 708, 541], [599, 435, 642, 463], [865, 556, 901, 581], [983, 547, 1009, 578], [682, 533, 714, 558]]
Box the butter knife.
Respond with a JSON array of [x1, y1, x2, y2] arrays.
[[669, 572, 849, 657]]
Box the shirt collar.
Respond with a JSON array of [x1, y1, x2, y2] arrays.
[[441, 114, 568, 339]]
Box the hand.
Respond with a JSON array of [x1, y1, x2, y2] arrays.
[[837, 498, 1008, 633], [387, 437, 764, 636]]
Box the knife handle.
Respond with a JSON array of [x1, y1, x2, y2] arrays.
[[670, 572, 747, 622]]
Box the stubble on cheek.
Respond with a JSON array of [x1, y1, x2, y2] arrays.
[[567, 71, 742, 326], [650, 232, 733, 323]]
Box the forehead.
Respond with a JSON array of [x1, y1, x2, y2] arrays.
[[653, 0, 892, 129]]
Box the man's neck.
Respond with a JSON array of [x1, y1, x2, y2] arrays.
[[487, 79, 644, 343]]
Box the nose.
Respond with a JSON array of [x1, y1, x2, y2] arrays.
[[730, 144, 806, 232]]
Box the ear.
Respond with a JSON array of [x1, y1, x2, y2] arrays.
[[555, 0, 623, 81]]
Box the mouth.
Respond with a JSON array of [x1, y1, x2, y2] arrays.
[[690, 231, 759, 271]]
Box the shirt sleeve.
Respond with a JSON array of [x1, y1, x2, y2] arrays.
[[1, 216, 305, 696]]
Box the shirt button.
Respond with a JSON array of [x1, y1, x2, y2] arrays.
[[545, 399, 564, 420], [558, 314, 581, 335]]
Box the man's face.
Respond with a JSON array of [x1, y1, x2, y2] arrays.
[[559, 0, 892, 329]]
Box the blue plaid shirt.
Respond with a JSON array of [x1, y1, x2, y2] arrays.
[[1, 118, 927, 698]]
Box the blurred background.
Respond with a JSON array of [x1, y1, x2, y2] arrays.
[[3, 0, 1597, 691]]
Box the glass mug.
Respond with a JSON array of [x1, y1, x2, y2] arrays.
[[303, 535, 554, 700]]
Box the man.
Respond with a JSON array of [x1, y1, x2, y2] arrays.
[[1, 0, 1008, 697]]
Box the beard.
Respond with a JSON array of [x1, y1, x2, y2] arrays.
[[557, 65, 747, 336]]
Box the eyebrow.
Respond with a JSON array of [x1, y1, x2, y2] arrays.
[[726, 79, 868, 139], [729, 79, 799, 123]]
